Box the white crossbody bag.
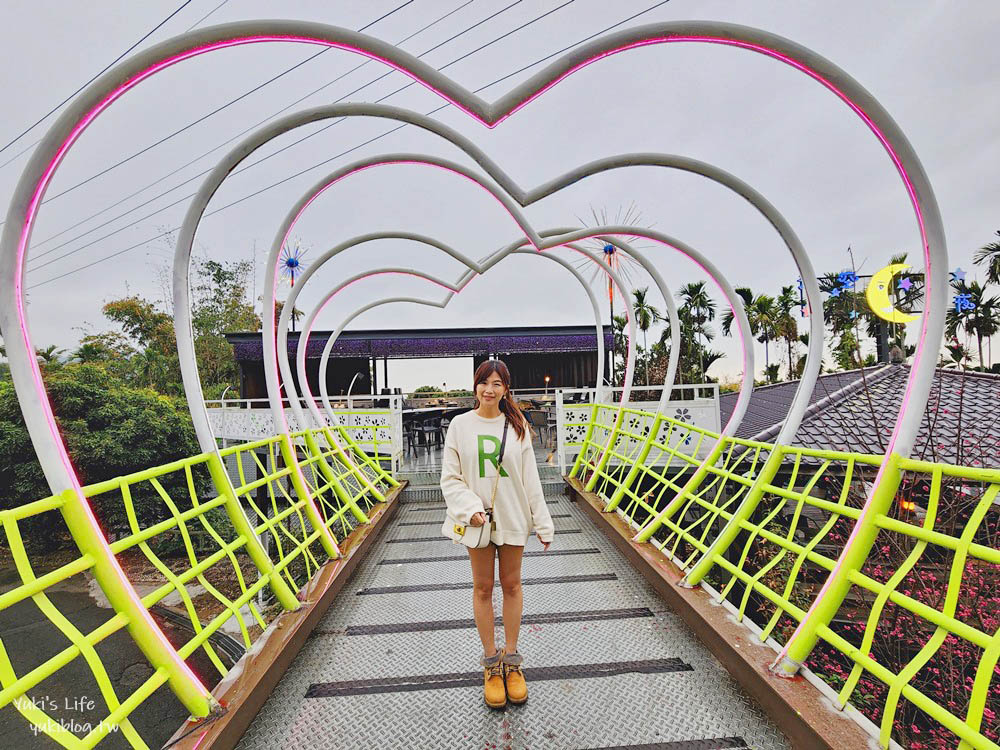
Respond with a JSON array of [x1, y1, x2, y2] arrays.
[[444, 418, 509, 548]]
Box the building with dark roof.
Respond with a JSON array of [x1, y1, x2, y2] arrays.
[[720, 365, 1000, 467], [226, 325, 612, 399]]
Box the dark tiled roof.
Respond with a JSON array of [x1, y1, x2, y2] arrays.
[[793, 365, 1000, 466], [719, 368, 876, 440], [719, 365, 1000, 466]]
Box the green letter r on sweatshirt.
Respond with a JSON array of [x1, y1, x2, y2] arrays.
[[478, 434, 510, 478]]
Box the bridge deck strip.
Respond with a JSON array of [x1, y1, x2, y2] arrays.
[[236, 480, 790, 749]]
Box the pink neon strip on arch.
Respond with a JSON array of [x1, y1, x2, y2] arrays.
[[10, 34, 490, 695], [494, 32, 936, 667]]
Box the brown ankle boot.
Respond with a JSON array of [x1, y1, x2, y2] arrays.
[[502, 650, 527, 704], [481, 649, 506, 709]]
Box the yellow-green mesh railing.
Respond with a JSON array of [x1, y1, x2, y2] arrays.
[[0, 425, 394, 749], [324, 409, 398, 474], [570, 403, 999, 750]]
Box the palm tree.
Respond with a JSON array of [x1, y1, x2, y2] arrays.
[[35, 345, 65, 365], [721, 287, 778, 377], [678, 282, 716, 381], [776, 285, 799, 380], [973, 230, 1000, 285], [632, 287, 661, 386]]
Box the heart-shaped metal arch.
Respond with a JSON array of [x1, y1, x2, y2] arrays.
[[273, 233, 630, 430], [271, 233, 634, 502], [243, 104, 820, 451], [273, 232, 680, 434], [0, 20, 947, 704], [262, 153, 753, 438], [296, 241, 688, 479], [296, 247, 630, 446], [296, 250, 635, 483], [2, 22, 945, 504]]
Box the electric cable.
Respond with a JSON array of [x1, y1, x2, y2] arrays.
[[0, 0, 197, 158], [30, 0, 673, 288]]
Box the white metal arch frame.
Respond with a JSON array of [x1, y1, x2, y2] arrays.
[[239, 104, 826, 448], [263, 156, 754, 444], [274, 235, 610, 429], [287, 227, 752, 517], [296, 246, 624, 431], [0, 20, 946, 699], [272, 230, 680, 437]]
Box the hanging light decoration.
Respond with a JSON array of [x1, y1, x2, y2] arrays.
[[279, 242, 308, 287]]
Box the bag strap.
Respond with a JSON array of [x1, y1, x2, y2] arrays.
[[488, 418, 510, 510]]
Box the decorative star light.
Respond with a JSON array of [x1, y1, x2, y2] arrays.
[[837, 270, 858, 287], [849, 309, 858, 319], [950, 267, 967, 282], [953, 293, 976, 313], [279, 243, 308, 286], [898, 277, 913, 291], [830, 287, 842, 297]]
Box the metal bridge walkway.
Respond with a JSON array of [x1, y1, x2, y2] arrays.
[[237, 475, 790, 750]]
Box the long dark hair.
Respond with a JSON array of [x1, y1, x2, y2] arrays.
[[473, 359, 527, 440]]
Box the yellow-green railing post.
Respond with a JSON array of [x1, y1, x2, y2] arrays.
[[279, 434, 340, 559], [567, 402, 601, 479], [327, 424, 399, 488], [683, 446, 787, 586], [57, 488, 215, 718], [633, 437, 731, 543], [302, 430, 370, 523], [604, 412, 663, 512], [315, 427, 386, 502], [584, 406, 627, 493], [204, 452, 301, 611], [773, 452, 905, 675], [320, 426, 385, 503]]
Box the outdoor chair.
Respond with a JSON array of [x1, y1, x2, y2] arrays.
[[417, 417, 444, 447], [526, 409, 550, 447], [403, 421, 418, 453]]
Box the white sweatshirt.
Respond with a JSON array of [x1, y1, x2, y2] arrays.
[[440, 410, 555, 546]]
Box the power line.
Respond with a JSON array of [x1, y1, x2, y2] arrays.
[[31, 0, 673, 288], [0, 0, 415, 191], [184, 0, 231, 32], [28, 0, 507, 265], [29, 0, 482, 268], [0, 0, 197, 158], [28, 0, 478, 264], [37, 1, 418, 205]]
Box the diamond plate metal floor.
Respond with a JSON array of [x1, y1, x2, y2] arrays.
[[238, 489, 791, 750]]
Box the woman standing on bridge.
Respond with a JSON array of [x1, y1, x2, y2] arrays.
[[440, 359, 555, 709]]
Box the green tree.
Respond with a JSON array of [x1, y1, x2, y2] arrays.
[[611, 314, 628, 385], [631, 287, 661, 386], [35, 345, 65, 365], [722, 287, 779, 379], [0, 364, 202, 549], [677, 282, 716, 382], [775, 285, 800, 380]]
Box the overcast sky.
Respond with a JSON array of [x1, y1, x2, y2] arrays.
[[1, 0, 998, 391]]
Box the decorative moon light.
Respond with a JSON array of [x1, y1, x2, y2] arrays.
[[865, 262, 920, 323]]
